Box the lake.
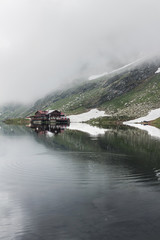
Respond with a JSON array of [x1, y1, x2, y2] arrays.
[[0, 123, 160, 240]]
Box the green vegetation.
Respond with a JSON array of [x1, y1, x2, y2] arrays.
[[151, 118, 160, 129], [44, 72, 136, 115], [87, 116, 133, 128], [102, 74, 160, 117], [46, 93, 87, 115], [38, 71, 160, 118], [3, 118, 30, 125], [0, 104, 30, 121]]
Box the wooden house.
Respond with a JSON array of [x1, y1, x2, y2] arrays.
[[30, 109, 70, 125], [47, 110, 70, 124], [47, 110, 61, 118], [35, 110, 48, 116]]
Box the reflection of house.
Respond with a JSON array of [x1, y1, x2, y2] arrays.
[[30, 123, 67, 135], [30, 110, 70, 124]]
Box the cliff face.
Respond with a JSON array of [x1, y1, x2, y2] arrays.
[[1, 57, 160, 120]]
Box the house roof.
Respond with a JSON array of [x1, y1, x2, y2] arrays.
[[35, 109, 63, 116], [47, 110, 56, 114], [36, 110, 48, 114], [47, 110, 61, 114]]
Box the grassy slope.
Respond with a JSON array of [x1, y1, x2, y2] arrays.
[[1, 60, 160, 120], [37, 73, 160, 118], [2, 72, 160, 121], [101, 74, 160, 117], [3, 73, 160, 120]]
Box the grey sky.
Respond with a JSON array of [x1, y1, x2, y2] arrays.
[[0, 0, 160, 104]]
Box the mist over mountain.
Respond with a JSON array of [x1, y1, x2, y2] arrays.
[[1, 56, 160, 120], [1, 0, 160, 105]]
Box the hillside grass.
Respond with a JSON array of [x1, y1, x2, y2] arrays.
[[45, 87, 106, 115], [101, 74, 160, 116], [44, 73, 160, 117]]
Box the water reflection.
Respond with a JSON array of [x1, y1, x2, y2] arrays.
[[0, 123, 160, 239], [29, 123, 69, 136]]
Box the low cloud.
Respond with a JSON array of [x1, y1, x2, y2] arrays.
[[0, 0, 160, 104]]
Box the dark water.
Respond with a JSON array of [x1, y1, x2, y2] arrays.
[[0, 124, 160, 240]]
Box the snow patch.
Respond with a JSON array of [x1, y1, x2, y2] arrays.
[[69, 109, 109, 123], [69, 123, 109, 136], [155, 68, 160, 74], [124, 123, 160, 140], [68, 109, 110, 136], [124, 107, 160, 139], [47, 110, 55, 114], [110, 57, 145, 75], [88, 57, 145, 81], [88, 72, 108, 80], [125, 108, 160, 124]]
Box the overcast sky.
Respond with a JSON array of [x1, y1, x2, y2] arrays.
[[0, 0, 160, 105]]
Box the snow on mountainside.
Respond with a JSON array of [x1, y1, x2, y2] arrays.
[[88, 57, 146, 81], [69, 109, 108, 123], [88, 72, 109, 80], [124, 107, 160, 139], [155, 68, 160, 74], [125, 108, 160, 123]]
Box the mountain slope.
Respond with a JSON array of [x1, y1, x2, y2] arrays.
[[1, 57, 160, 120], [28, 57, 160, 117], [0, 103, 30, 120]]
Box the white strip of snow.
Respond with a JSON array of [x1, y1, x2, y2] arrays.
[[47, 110, 55, 114], [124, 107, 160, 139], [124, 123, 160, 140], [68, 109, 109, 123], [155, 68, 160, 74], [125, 108, 160, 124], [110, 57, 145, 75], [88, 72, 108, 80], [88, 57, 145, 81], [68, 123, 109, 136]]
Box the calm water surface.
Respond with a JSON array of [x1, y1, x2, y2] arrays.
[[0, 124, 160, 240]]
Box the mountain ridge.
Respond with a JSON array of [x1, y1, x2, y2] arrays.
[[1, 56, 160, 120]]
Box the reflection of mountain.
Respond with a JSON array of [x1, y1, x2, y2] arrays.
[[1, 123, 160, 169], [0, 123, 33, 136], [32, 125, 160, 166]]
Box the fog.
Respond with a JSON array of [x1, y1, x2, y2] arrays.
[[0, 0, 160, 104]]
